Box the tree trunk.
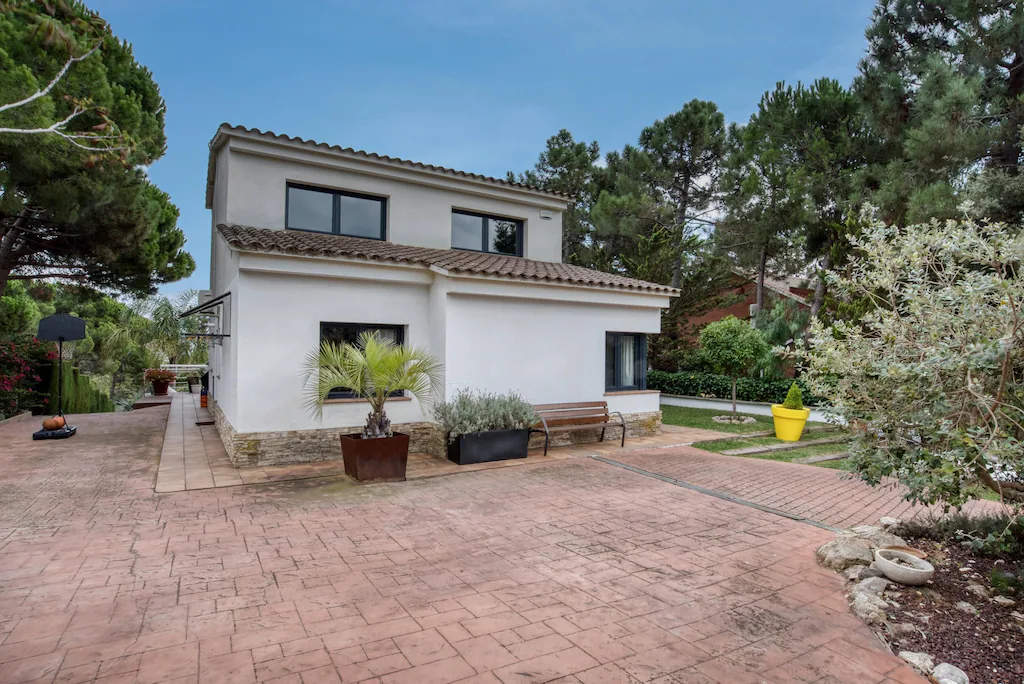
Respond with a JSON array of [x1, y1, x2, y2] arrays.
[[996, 49, 1024, 175], [671, 180, 691, 289], [0, 208, 31, 299], [755, 242, 769, 314], [731, 377, 737, 417], [810, 237, 834, 319]]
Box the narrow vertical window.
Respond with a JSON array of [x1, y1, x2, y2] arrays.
[[605, 332, 647, 391]]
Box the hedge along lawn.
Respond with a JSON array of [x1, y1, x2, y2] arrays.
[[660, 404, 774, 434]]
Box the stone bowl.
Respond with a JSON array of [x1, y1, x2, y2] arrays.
[[882, 545, 927, 560], [874, 549, 934, 586]]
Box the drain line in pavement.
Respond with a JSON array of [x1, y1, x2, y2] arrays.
[[589, 455, 842, 533]]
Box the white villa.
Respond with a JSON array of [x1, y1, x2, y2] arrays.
[[196, 124, 677, 467]]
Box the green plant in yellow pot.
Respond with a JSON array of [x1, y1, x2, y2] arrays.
[[771, 382, 810, 442]]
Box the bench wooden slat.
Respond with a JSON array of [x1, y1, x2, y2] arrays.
[[533, 401, 608, 411], [544, 421, 622, 433], [543, 416, 610, 428], [535, 408, 612, 420]]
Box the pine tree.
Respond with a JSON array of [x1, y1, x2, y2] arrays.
[[0, 1, 194, 297]]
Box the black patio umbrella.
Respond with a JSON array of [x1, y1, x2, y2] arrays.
[[33, 313, 86, 440]]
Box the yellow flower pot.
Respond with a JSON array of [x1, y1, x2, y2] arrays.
[[771, 404, 811, 442]]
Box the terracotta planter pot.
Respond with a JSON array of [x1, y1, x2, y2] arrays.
[[340, 432, 409, 482], [151, 379, 171, 396]]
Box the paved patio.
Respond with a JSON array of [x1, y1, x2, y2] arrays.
[[155, 394, 731, 492], [0, 407, 926, 684]]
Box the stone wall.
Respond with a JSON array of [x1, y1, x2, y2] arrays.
[[211, 401, 661, 468]]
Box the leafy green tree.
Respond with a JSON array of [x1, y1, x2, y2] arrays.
[[856, 0, 1024, 224], [0, 0, 193, 297], [798, 216, 1024, 506], [509, 129, 601, 265], [699, 316, 770, 416]]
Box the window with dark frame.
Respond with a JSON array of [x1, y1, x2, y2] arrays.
[[451, 210, 523, 256], [319, 322, 405, 399], [286, 184, 387, 240], [605, 332, 647, 392]]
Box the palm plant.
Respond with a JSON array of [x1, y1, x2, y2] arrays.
[[302, 331, 443, 438]]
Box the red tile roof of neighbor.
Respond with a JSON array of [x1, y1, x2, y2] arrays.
[[205, 124, 573, 207], [217, 224, 679, 295]]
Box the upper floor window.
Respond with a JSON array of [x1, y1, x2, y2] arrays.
[[451, 210, 523, 256], [287, 184, 386, 240]]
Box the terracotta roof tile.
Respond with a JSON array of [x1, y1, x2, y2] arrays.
[[218, 224, 678, 295]]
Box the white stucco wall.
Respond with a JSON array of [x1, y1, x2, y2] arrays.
[[222, 252, 668, 435], [232, 267, 434, 434], [444, 294, 662, 416], [216, 140, 565, 262]]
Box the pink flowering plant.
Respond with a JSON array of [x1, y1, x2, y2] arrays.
[[0, 336, 56, 417]]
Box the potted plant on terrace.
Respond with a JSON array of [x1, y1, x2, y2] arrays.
[[144, 368, 176, 396], [302, 331, 442, 483], [771, 382, 810, 442], [185, 373, 202, 394], [435, 390, 537, 465]]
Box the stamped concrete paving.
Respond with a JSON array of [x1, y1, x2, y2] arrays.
[[0, 409, 925, 684], [609, 445, 1006, 529]]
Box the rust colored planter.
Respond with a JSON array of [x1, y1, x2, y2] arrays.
[[151, 380, 171, 396], [340, 432, 409, 482]]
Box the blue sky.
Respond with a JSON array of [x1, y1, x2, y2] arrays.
[[91, 0, 876, 295]]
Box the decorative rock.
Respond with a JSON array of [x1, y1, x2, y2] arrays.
[[857, 564, 885, 580], [855, 576, 890, 597], [966, 583, 990, 600], [711, 415, 757, 425], [817, 537, 873, 571], [993, 596, 1016, 606], [1011, 610, 1024, 621], [898, 651, 934, 674], [955, 601, 979, 616], [846, 524, 907, 549], [892, 622, 918, 636], [851, 592, 889, 624], [879, 516, 901, 528], [843, 566, 862, 581], [931, 663, 969, 684]]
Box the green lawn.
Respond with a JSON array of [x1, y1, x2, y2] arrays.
[[660, 404, 774, 434], [692, 430, 850, 466]]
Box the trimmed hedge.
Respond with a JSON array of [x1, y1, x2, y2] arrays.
[[648, 370, 819, 406], [38, 362, 115, 414]]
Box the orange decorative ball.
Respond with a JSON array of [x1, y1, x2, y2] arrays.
[[52, 415, 66, 429], [42, 417, 58, 431]]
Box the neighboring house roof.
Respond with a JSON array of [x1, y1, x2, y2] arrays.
[[205, 124, 573, 209], [218, 224, 678, 295], [730, 270, 809, 305]]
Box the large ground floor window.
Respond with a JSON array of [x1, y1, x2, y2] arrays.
[[320, 322, 404, 399], [605, 332, 647, 391]]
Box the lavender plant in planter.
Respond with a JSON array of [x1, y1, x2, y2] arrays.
[[302, 332, 442, 483], [435, 390, 537, 465]]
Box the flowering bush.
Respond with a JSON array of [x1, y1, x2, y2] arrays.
[[797, 216, 1024, 508], [0, 336, 56, 417], [144, 368, 176, 382]]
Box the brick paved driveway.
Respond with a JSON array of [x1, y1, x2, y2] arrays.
[[0, 409, 924, 684], [607, 446, 1004, 529]]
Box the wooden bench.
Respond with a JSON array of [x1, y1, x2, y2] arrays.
[[531, 401, 626, 456]]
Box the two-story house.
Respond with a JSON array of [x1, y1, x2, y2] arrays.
[[197, 124, 677, 467]]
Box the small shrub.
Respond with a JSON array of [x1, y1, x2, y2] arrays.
[[895, 512, 1024, 558], [782, 382, 804, 410], [434, 390, 537, 443]]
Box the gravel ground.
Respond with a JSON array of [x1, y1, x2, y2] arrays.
[[886, 538, 1023, 684]]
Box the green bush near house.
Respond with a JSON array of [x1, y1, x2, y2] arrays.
[[649, 370, 818, 406], [39, 362, 115, 414]]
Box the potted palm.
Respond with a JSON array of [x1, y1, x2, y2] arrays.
[[302, 331, 442, 483], [771, 382, 811, 442], [435, 390, 537, 465]]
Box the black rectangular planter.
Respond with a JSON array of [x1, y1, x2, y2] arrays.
[[446, 428, 530, 465]]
